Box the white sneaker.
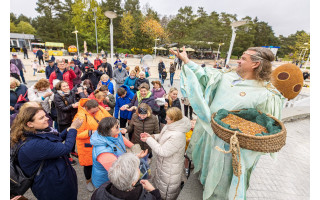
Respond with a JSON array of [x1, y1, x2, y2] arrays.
[[86, 181, 95, 192]]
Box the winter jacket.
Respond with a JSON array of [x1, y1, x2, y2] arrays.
[[17, 127, 78, 200], [94, 59, 103, 70], [10, 63, 20, 75], [101, 62, 113, 79], [165, 98, 181, 110], [72, 58, 82, 67], [91, 181, 161, 200], [134, 78, 150, 91], [127, 92, 160, 115], [81, 62, 90, 72], [114, 85, 134, 119], [10, 84, 28, 115], [104, 93, 116, 116], [159, 98, 181, 124], [151, 88, 166, 100], [124, 76, 137, 94], [72, 65, 82, 86], [125, 113, 159, 152], [161, 71, 167, 80], [53, 89, 86, 126], [10, 58, 25, 71], [28, 84, 54, 113], [113, 68, 128, 85], [49, 68, 77, 90], [146, 117, 191, 200], [74, 98, 112, 166], [91, 132, 126, 188], [169, 64, 176, 73], [45, 64, 57, 79], [158, 62, 165, 73], [101, 79, 114, 95], [81, 69, 104, 89], [36, 49, 44, 58]]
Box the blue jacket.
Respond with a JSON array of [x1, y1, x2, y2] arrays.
[[91, 132, 125, 188], [101, 79, 114, 94], [36, 50, 44, 58], [17, 128, 78, 200], [114, 85, 134, 119], [45, 64, 57, 79], [10, 84, 28, 115], [123, 76, 137, 94]]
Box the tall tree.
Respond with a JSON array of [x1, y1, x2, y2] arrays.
[[16, 21, 36, 34], [119, 11, 135, 48]]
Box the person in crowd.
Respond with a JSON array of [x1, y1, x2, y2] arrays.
[[32, 59, 40, 76], [91, 153, 161, 200], [72, 55, 82, 67], [114, 58, 121, 68], [99, 74, 114, 94], [22, 46, 28, 59], [90, 117, 148, 188], [115, 52, 119, 59], [114, 86, 134, 128], [124, 70, 137, 94], [49, 59, 77, 90], [44, 50, 49, 63], [11, 106, 83, 200], [178, 58, 183, 70], [88, 90, 109, 110], [169, 62, 176, 86], [100, 57, 113, 79], [101, 49, 105, 57], [121, 103, 159, 151], [51, 54, 55, 62], [158, 59, 165, 81], [81, 65, 104, 89], [161, 68, 167, 85], [126, 66, 130, 75], [151, 81, 166, 125], [82, 79, 95, 97], [113, 62, 128, 92], [73, 99, 112, 192], [134, 72, 150, 91], [10, 101, 53, 128], [181, 96, 193, 120], [94, 55, 102, 70], [54, 81, 86, 164], [10, 60, 21, 82], [121, 83, 159, 115], [140, 107, 190, 200], [36, 48, 45, 65], [122, 60, 128, 69], [99, 85, 116, 116], [11, 53, 27, 84], [134, 66, 141, 78], [158, 87, 181, 125], [10, 77, 28, 115], [69, 61, 82, 87], [28, 79, 54, 114], [45, 60, 57, 79], [142, 63, 150, 78], [81, 59, 91, 72]]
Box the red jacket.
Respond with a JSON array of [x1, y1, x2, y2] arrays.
[[49, 69, 77, 89], [94, 59, 102, 70], [88, 92, 109, 108]]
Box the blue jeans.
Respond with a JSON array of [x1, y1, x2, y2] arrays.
[[33, 68, 37, 76], [19, 69, 26, 83], [159, 73, 162, 81], [170, 72, 175, 86]]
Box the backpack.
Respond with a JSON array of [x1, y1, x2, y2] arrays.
[[10, 141, 44, 197]]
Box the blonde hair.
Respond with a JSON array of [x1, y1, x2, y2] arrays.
[[166, 107, 182, 122], [10, 77, 21, 87], [94, 90, 106, 100], [135, 103, 152, 117], [100, 74, 110, 81], [130, 70, 136, 76], [168, 87, 178, 107]]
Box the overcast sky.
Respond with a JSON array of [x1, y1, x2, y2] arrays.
[[10, 0, 310, 36]]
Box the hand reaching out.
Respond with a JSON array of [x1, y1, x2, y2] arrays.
[[169, 46, 189, 64], [136, 149, 148, 159], [140, 179, 155, 192]]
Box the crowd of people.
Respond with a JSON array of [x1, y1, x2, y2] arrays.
[[10, 52, 195, 200]]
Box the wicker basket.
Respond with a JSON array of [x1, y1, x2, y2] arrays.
[[211, 110, 287, 153]]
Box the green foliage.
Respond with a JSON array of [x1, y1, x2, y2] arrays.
[[116, 48, 131, 54], [119, 12, 135, 48], [16, 21, 36, 34], [10, 22, 18, 33]]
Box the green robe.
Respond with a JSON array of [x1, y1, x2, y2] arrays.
[[180, 61, 285, 200]]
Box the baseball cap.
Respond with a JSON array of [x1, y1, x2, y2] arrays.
[[12, 53, 17, 56]]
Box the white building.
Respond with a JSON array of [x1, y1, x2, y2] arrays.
[[10, 33, 35, 50]]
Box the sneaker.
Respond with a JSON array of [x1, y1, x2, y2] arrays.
[[86, 181, 95, 192], [71, 152, 78, 158], [69, 157, 77, 166]]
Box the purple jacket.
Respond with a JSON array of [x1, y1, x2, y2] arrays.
[[10, 63, 20, 75], [152, 87, 166, 99], [72, 66, 82, 86]]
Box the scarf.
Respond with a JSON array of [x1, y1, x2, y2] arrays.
[[136, 91, 152, 104]]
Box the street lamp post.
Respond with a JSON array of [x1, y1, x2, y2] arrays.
[[154, 38, 160, 58], [72, 30, 79, 56], [226, 20, 248, 66], [104, 11, 117, 66], [217, 43, 224, 60], [93, 7, 98, 54]]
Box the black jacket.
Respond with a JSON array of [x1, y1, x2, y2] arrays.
[[91, 182, 161, 200], [158, 62, 165, 73], [159, 98, 181, 124], [134, 78, 150, 91], [81, 69, 104, 89], [101, 62, 113, 78], [53, 89, 86, 125]]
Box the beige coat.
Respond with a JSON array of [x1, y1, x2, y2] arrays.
[[146, 116, 191, 200]]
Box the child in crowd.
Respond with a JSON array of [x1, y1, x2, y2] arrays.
[[114, 85, 135, 128], [181, 96, 193, 120], [100, 74, 114, 94], [32, 59, 40, 76], [161, 68, 167, 84], [126, 66, 130, 75], [185, 118, 197, 177]]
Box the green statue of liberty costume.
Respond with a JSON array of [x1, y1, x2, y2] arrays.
[[175, 47, 285, 200]]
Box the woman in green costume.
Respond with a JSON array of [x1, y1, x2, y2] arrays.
[[170, 47, 285, 200]]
